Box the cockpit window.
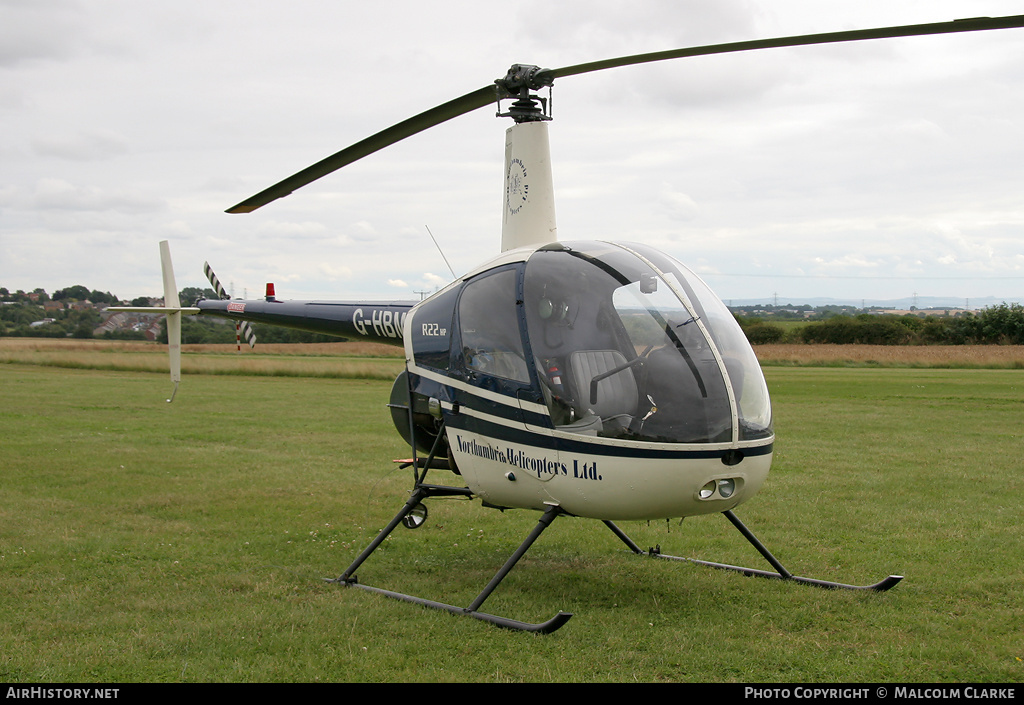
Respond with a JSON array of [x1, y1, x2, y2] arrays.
[[412, 285, 458, 371], [458, 267, 530, 383], [523, 242, 772, 444], [624, 242, 773, 441]]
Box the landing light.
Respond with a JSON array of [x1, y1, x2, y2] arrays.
[[717, 479, 736, 499], [402, 503, 428, 529], [699, 478, 738, 500], [699, 481, 716, 499]]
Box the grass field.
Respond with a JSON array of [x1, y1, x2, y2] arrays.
[[4, 337, 1024, 373], [0, 338, 406, 379], [1, 341, 1022, 682]]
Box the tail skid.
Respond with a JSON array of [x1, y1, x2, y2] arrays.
[[107, 240, 199, 401]]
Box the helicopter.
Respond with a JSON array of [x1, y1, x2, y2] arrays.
[[113, 15, 1024, 633]]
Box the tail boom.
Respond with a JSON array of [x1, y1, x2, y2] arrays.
[[194, 298, 414, 346]]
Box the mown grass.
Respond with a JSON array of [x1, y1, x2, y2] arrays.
[[1, 344, 1022, 682], [0, 338, 405, 380]]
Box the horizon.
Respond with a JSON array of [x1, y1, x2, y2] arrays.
[[5, 280, 1019, 313]]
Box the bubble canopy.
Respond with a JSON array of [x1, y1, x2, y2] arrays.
[[521, 241, 772, 445]]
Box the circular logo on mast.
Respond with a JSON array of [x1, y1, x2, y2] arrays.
[[505, 158, 529, 216]]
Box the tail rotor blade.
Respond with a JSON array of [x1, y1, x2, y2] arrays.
[[240, 322, 256, 349], [204, 260, 257, 349], [203, 261, 228, 300]]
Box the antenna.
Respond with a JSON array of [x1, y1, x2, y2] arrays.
[[425, 225, 457, 280]]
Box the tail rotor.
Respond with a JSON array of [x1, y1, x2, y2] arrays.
[[204, 261, 256, 349]]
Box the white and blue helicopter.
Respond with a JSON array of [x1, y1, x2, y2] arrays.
[[114, 15, 1024, 633]]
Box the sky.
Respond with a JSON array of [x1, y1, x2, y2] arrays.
[[2, 0, 1023, 307]]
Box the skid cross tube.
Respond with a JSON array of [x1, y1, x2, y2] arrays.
[[605, 510, 903, 592], [331, 500, 572, 634]]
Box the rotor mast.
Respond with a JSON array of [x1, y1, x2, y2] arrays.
[[496, 65, 558, 253]]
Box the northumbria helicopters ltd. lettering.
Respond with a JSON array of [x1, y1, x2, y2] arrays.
[[455, 434, 603, 481], [352, 308, 406, 339]]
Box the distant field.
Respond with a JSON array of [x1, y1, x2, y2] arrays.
[[753, 343, 1024, 368], [3, 337, 1023, 373], [1, 354, 1022, 682]]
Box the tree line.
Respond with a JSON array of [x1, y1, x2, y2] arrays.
[[1, 284, 342, 343], [5, 283, 1023, 346], [737, 303, 1024, 345]]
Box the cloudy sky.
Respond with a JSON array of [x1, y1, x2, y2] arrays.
[[3, 0, 1023, 306]]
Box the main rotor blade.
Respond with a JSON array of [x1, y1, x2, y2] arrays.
[[226, 85, 502, 213], [543, 15, 1024, 81], [227, 15, 1024, 214]]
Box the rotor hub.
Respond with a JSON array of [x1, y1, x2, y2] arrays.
[[496, 64, 554, 93], [495, 64, 554, 123]]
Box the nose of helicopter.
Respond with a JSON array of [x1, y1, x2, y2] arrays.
[[542, 448, 773, 521]]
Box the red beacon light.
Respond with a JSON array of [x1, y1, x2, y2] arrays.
[[265, 283, 276, 302]]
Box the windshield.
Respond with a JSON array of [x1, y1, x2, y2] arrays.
[[523, 241, 772, 444]]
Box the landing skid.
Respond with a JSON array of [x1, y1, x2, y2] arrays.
[[328, 487, 573, 634], [330, 397, 897, 633], [605, 510, 903, 592], [329, 497, 900, 635]]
